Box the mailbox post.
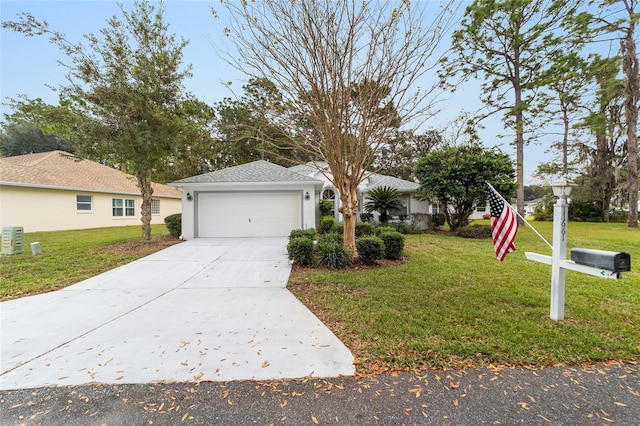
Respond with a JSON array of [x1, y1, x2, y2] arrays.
[[549, 178, 574, 321], [524, 177, 629, 321]]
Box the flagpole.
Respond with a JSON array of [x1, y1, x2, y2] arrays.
[[486, 182, 553, 250]]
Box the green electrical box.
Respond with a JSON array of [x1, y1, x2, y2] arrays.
[[1, 226, 25, 256]]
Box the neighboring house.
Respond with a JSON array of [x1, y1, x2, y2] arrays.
[[170, 160, 323, 239], [0, 151, 181, 233], [288, 162, 435, 226]]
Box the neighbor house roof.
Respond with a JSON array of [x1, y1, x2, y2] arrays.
[[172, 160, 323, 185], [0, 150, 181, 198]]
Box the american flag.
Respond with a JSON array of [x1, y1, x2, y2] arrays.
[[488, 185, 518, 261]]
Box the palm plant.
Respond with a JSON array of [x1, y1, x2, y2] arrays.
[[364, 186, 405, 223]]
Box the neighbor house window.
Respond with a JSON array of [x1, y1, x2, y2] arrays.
[[76, 195, 92, 211], [112, 198, 135, 217], [151, 199, 160, 215], [476, 206, 486, 213], [431, 203, 441, 214]]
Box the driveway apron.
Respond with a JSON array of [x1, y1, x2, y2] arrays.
[[0, 238, 355, 390]]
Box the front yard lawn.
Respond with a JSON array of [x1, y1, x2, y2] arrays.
[[289, 221, 640, 375], [0, 225, 179, 300]]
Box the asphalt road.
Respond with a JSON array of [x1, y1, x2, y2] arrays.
[[2, 362, 638, 425]]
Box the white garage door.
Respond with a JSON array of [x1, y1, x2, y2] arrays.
[[197, 192, 302, 237]]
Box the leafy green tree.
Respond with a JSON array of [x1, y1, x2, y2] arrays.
[[0, 121, 73, 157], [222, 0, 458, 251], [3, 1, 211, 239], [364, 186, 405, 223], [572, 56, 626, 221], [566, 0, 638, 227], [440, 0, 577, 222], [373, 130, 442, 181], [213, 78, 297, 169], [415, 144, 517, 231]]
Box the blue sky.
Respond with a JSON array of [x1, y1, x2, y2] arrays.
[[1, 0, 556, 184]]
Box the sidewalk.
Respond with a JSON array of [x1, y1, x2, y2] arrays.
[[1, 362, 638, 425]]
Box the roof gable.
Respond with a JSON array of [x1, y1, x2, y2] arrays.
[[172, 160, 322, 184], [0, 151, 181, 197], [288, 162, 419, 192]]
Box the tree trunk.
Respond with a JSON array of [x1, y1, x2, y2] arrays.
[[338, 179, 359, 253], [622, 24, 638, 228], [138, 173, 154, 241], [515, 109, 525, 226]]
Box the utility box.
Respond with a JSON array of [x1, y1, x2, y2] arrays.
[[570, 248, 631, 273], [1, 226, 25, 256]]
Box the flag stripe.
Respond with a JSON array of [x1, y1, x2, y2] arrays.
[[488, 185, 518, 261]]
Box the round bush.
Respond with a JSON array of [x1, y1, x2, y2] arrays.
[[375, 226, 396, 236], [318, 241, 352, 269], [331, 221, 344, 234], [289, 228, 318, 240], [164, 213, 182, 238], [380, 232, 405, 260], [355, 221, 375, 237], [356, 235, 385, 264], [456, 225, 493, 239], [320, 216, 337, 234], [287, 237, 315, 266], [320, 232, 343, 245]]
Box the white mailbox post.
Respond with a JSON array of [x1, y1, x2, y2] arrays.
[[525, 178, 628, 321]]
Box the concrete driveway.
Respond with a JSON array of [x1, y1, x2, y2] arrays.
[[0, 238, 355, 390]]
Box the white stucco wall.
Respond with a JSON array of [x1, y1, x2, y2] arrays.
[[0, 185, 181, 233]]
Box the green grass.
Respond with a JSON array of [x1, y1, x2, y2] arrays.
[[289, 221, 640, 374], [0, 225, 176, 300]]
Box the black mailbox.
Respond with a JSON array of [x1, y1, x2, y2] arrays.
[[570, 248, 631, 273]]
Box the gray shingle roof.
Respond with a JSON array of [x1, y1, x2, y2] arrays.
[[172, 160, 322, 184], [364, 174, 419, 192]]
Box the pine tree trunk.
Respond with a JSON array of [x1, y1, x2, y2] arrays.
[[622, 25, 638, 228]]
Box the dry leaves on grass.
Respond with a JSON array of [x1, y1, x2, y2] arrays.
[[102, 237, 182, 257]]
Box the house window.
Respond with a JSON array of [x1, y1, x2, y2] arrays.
[[112, 198, 135, 217], [151, 199, 160, 215], [322, 189, 336, 200], [431, 203, 441, 214], [394, 195, 409, 217], [76, 195, 92, 211], [476, 206, 486, 213]]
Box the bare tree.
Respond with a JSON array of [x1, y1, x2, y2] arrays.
[[220, 0, 458, 251]]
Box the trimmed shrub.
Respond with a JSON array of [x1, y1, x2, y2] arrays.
[[287, 237, 315, 266], [359, 212, 373, 223], [356, 235, 385, 264], [355, 221, 375, 237], [289, 228, 318, 240], [456, 225, 493, 239], [431, 213, 446, 228], [320, 232, 343, 245], [389, 221, 422, 234], [375, 226, 396, 236], [319, 199, 334, 217], [568, 201, 603, 222], [164, 213, 182, 238], [318, 241, 352, 269], [331, 221, 344, 234], [380, 232, 405, 260], [320, 216, 337, 234]]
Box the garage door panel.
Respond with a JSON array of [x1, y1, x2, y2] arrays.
[[197, 192, 301, 238]]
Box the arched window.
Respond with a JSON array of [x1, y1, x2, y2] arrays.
[[322, 188, 336, 200]]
